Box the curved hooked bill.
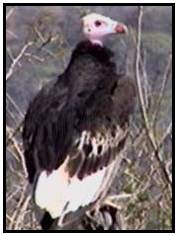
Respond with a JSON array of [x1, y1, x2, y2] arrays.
[[115, 23, 128, 34]]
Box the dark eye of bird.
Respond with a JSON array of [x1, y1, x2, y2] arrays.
[[95, 21, 102, 27]]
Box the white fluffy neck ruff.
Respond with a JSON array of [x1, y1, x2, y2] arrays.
[[90, 39, 103, 47]]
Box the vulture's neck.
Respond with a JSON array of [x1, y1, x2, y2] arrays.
[[71, 40, 114, 63], [65, 41, 117, 107]]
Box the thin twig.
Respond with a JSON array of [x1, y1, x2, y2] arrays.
[[143, 121, 172, 159], [102, 200, 122, 211], [34, 26, 57, 58], [8, 183, 27, 229], [104, 193, 132, 202], [166, 159, 172, 183], [6, 41, 33, 81], [140, 49, 151, 108], [14, 195, 31, 230], [135, 7, 149, 129], [24, 52, 45, 63], [34, 26, 46, 43], [7, 47, 15, 61], [6, 7, 15, 21], [6, 186, 21, 202], [152, 54, 172, 127], [6, 93, 24, 119], [6, 125, 28, 178], [6, 120, 24, 147], [6, 29, 18, 39], [158, 122, 172, 150]]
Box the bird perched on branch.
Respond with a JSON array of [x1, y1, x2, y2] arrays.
[[23, 13, 136, 230]]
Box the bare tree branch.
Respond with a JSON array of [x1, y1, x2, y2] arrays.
[[6, 121, 24, 147], [6, 125, 28, 178], [152, 54, 172, 127], [135, 6, 172, 188], [14, 195, 31, 229], [6, 93, 24, 119], [8, 183, 27, 230], [6, 41, 33, 81], [6, 29, 19, 39], [158, 122, 172, 149], [6, 7, 15, 21]]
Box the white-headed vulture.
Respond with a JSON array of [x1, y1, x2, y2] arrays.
[[23, 13, 136, 230]]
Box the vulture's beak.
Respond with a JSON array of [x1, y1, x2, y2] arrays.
[[115, 23, 128, 34]]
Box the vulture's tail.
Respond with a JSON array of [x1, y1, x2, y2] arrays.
[[40, 212, 55, 230]]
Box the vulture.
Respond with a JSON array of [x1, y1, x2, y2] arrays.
[[23, 13, 136, 230]]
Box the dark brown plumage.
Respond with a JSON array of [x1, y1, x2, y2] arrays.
[[23, 40, 136, 230]]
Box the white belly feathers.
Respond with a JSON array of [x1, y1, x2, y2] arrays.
[[35, 156, 108, 221]]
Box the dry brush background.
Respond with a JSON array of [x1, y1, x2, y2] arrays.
[[6, 5, 173, 230]]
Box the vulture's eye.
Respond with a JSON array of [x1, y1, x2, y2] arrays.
[[95, 21, 102, 27]]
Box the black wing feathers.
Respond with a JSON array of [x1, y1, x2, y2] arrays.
[[66, 74, 136, 180], [23, 76, 69, 182], [23, 41, 136, 184], [112, 75, 136, 127]]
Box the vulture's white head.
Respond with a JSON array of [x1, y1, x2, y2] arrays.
[[82, 13, 128, 46]]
